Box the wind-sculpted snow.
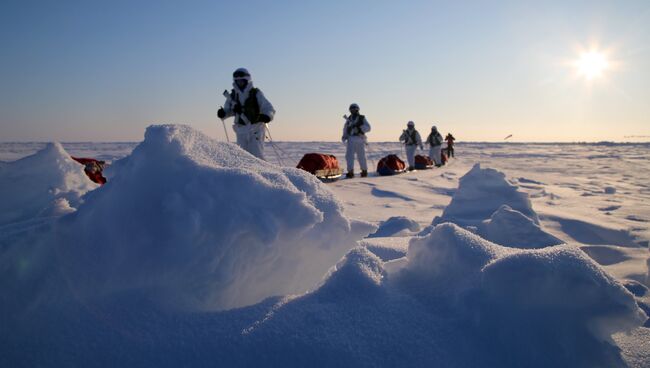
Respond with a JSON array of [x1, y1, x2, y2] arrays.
[[367, 216, 421, 238], [239, 224, 647, 367], [49, 125, 374, 310], [475, 205, 563, 248], [402, 224, 646, 366], [0, 142, 97, 227], [1, 139, 648, 367], [429, 163, 539, 228]]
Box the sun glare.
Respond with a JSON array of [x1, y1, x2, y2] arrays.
[[575, 51, 609, 80]]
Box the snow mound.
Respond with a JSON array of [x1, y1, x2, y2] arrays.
[[54, 124, 373, 310], [428, 163, 538, 229], [367, 216, 420, 238], [244, 224, 646, 366], [359, 236, 410, 261], [314, 247, 384, 299], [0, 142, 97, 227], [475, 205, 563, 248], [392, 223, 648, 365]]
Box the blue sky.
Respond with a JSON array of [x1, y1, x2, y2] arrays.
[[1, 0, 649, 142]]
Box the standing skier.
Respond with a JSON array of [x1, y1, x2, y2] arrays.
[[399, 121, 423, 171], [217, 68, 275, 160], [426, 125, 444, 166], [445, 133, 456, 158], [341, 103, 371, 178]]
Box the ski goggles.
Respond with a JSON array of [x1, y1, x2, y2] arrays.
[[233, 70, 250, 79]]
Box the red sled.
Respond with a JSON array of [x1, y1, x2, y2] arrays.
[[414, 155, 434, 170], [297, 153, 344, 181], [72, 157, 107, 185], [377, 154, 407, 176]]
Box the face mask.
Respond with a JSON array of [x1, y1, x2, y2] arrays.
[[235, 79, 248, 90]]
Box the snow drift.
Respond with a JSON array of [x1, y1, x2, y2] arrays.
[[475, 205, 563, 248], [367, 216, 421, 238], [429, 163, 539, 228], [1, 141, 647, 367], [0, 142, 97, 227], [242, 223, 647, 367], [51, 125, 373, 310]]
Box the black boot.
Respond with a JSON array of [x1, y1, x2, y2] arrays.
[[360, 170, 368, 177], [346, 171, 354, 178], [408, 166, 415, 171]]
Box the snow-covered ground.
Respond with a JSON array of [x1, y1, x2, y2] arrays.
[[1, 128, 648, 367]]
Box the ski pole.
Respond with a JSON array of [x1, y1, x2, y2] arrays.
[[264, 124, 286, 167], [219, 89, 234, 143], [218, 107, 230, 143]]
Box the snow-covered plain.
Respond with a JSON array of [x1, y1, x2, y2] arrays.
[[1, 126, 649, 367]]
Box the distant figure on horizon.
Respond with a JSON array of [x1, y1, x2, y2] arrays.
[[342, 103, 371, 178], [218, 68, 275, 160], [426, 125, 444, 167], [445, 133, 456, 158], [399, 121, 423, 171]]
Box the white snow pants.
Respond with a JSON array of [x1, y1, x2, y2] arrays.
[[429, 146, 442, 166], [405, 145, 417, 167], [346, 136, 368, 172], [234, 123, 265, 160]]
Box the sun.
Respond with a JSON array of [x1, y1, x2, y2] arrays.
[[575, 51, 609, 80]]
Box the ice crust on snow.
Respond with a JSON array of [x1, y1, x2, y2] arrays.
[[0, 142, 97, 227], [50, 125, 374, 310]]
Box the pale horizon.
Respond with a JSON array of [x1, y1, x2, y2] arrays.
[[1, 1, 649, 143]]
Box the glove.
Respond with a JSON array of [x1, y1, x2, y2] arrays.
[[233, 104, 242, 114], [257, 114, 271, 123], [341, 136, 347, 143], [217, 108, 226, 119]]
